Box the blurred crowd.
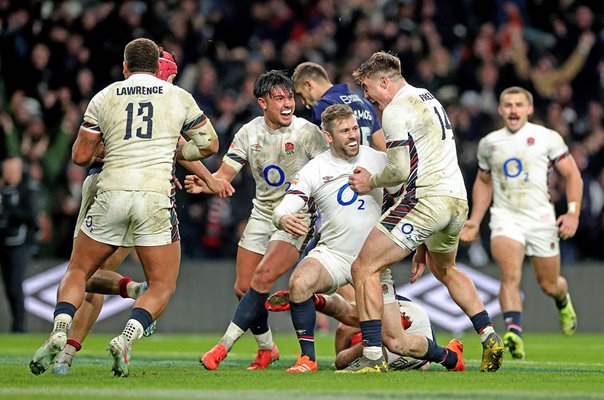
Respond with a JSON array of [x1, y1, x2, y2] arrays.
[[0, 0, 603, 263]]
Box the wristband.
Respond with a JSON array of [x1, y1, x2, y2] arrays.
[[567, 202, 579, 215]]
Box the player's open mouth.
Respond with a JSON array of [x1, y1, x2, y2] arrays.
[[347, 142, 358, 148], [281, 110, 292, 116]]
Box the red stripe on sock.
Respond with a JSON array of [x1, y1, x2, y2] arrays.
[[118, 277, 133, 298], [67, 338, 82, 351], [313, 294, 326, 310]]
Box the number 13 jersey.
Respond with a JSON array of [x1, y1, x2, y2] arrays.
[[82, 73, 205, 196]]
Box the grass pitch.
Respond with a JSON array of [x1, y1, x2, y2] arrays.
[[0, 332, 602, 399]]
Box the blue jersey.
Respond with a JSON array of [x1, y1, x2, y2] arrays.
[[312, 84, 381, 147]]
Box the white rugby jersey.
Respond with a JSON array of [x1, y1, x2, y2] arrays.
[[275, 146, 401, 259], [381, 84, 466, 200], [477, 122, 569, 221], [223, 115, 326, 219], [81, 73, 205, 196]]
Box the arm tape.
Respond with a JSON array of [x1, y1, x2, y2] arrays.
[[185, 118, 217, 151]]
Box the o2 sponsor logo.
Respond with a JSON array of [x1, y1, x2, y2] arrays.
[[263, 164, 291, 191], [503, 157, 528, 182], [337, 183, 365, 210]]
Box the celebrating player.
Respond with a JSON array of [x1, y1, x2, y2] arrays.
[[186, 70, 327, 370], [269, 104, 461, 372], [345, 51, 504, 373], [30, 38, 219, 377], [50, 49, 233, 375], [460, 86, 581, 359]]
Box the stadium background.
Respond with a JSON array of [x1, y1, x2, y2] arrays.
[[0, 0, 602, 332]]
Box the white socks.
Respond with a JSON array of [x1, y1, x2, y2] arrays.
[[53, 314, 73, 334], [480, 325, 495, 343], [363, 346, 384, 361], [121, 319, 144, 345], [127, 282, 143, 299], [220, 322, 245, 351], [254, 329, 274, 351]]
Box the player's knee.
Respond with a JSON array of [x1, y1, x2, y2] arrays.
[[233, 282, 249, 299], [253, 264, 281, 288], [153, 281, 177, 303], [433, 263, 456, 282], [539, 280, 557, 296], [288, 274, 311, 299]]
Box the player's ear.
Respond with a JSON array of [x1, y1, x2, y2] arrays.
[[380, 76, 388, 89], [258, 97, 267, 110], [122, 61, 127, 77], [322, 129, 333, 144]]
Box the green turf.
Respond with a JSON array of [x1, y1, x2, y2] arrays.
[[0, 332, 602, 400]]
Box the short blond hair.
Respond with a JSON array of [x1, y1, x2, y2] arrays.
[[321, 104, 354, 134], [291, 62, 330, 86], [352, 51, 402, 84], [499, 86, 533, 105]]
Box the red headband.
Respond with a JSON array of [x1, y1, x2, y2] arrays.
[[157, 50, 177, 81]]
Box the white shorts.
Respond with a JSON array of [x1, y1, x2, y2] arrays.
[[81, 190, 176, 247], [490, 212, 559, 257], [378, 196, 468, 253], [306, 244, 396, 304], [74, 173, 100, 239], [386, 298, 434, 371], [239, 209, 307, 255]]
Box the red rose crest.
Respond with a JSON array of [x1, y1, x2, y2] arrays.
[[381, 284, 389, 294], [527, 137, 535, 145], [284, 142, 295, 155]]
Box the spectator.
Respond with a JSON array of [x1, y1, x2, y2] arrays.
[[0, 157, 41, 332]]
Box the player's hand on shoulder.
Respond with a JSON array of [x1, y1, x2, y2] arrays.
[[460, 220, 479, 242], [280, 214, 309, 237], [556, 213, 579, 240]]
